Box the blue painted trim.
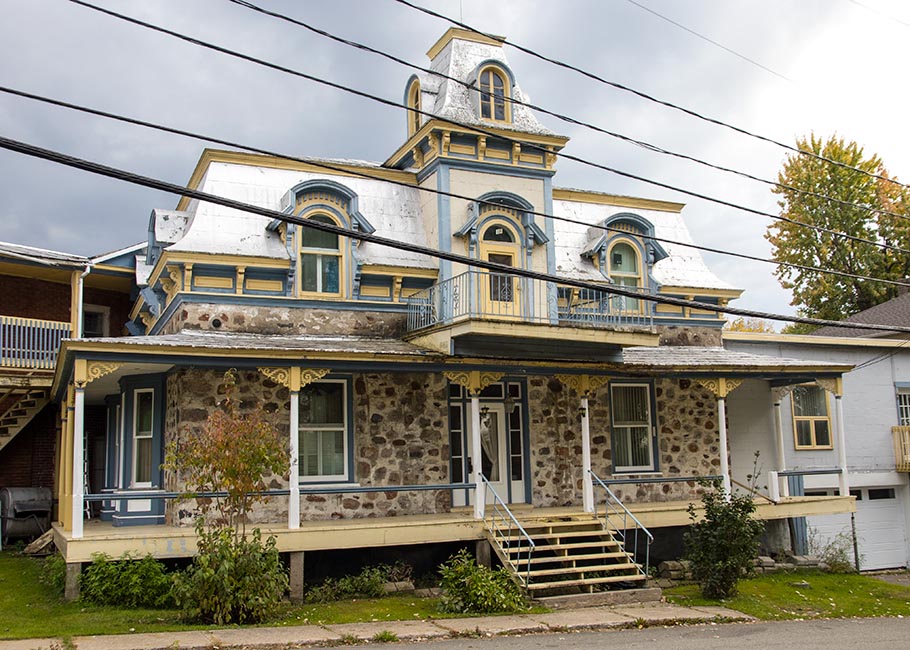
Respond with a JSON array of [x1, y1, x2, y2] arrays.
[[281, 178, 376, 235], [402, 74, 421, 108], [417, 156, 555, 184], [469, 59, 517, 87], [437, 164, 452, 281]]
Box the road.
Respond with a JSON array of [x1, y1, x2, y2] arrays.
[[358, 617, 909, 650]]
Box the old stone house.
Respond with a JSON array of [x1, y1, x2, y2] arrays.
[[49, 28, 854, 597]]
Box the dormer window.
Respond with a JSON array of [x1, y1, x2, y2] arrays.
[[406, 78, 421, 137], [300, 214, 341, 295], [608, 241, 642, 311], [479, 66, 509, 122]]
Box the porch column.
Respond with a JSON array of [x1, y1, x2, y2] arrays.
[[72, 362, 88, 539], [288, 368, 301, 530], [771, 387, 794, 498], [822, 377, 850, 496], [444, 370, 504, 520], [556, 375, 609, 514], [697, 378, 743, 500]]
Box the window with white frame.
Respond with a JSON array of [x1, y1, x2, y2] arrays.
[[792, 385, 832, 449], [299, 380, 348, 481], [132, 389, 154, 486], [299, 214, 342, 295], [897, 388, 910, 426], [610, 383, 655, 471]]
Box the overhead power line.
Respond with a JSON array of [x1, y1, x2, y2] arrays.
[[2, 132, 909, 334], [64, 0, 910, 257], [390, 0, 910, 193], [3, 83, 908, 294], [225, 0, 910, 224], [622, 0, 792, 82]]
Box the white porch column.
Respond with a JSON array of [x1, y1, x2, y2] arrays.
[[717, 395, 732, 499], [834, 385, 850, 496], [581, 396, 594, 514], [470, 391, 484, 520], [772, 393, 790, 498], [288, 383, 300, 530], [72, 382, 85, 539]]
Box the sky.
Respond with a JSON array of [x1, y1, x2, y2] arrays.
[[1, 0, 909, 325]]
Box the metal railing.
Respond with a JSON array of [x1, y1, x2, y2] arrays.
[[893, 426, 910, 472], [0, 315, 70, 370], [768, 467, 844, 500], [407, 270, 653, 331], [481, 475, 535, 587], [589, 470, 653, 577]]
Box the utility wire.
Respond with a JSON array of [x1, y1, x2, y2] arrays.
[[3, 132, 909, 334], [225, 0, 910, 224], [391, 0, 910, 193], [622, 0, 792, 82], [64, 0, 910, 257], [4, 83, 908, 294]]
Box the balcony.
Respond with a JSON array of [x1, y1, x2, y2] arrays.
[[0, 315, 70, 371], [405, 271, 658, 359], [894, 426, 910, 472]]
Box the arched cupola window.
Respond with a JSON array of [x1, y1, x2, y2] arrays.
[[275, 179, 376, 299], [471, 61, 514, 124], [405, 77, 422, 137]]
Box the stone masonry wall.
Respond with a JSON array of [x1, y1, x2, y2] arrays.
[[163, 368, 449, 526], [159, 303, 407, 338], [528, 376, 720, 506]]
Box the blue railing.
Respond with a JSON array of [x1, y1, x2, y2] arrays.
[[406, 270, 653, 331], [0, 315, 70, 370]]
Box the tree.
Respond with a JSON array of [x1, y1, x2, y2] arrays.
[[766, 134, 910, 327], [725, 317, 776, 333]]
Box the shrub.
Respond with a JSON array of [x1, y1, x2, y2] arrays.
[[684, 479, 765, 599], [437, 548, 525, 614], [172, 526, 287, 624], [40, 553, 67, 596], [304, 565, 388, 603], [80, 552, 173, 608], [808, 528, 859, 573]]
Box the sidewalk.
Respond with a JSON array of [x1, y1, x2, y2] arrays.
[[0, 602, 751, 650]]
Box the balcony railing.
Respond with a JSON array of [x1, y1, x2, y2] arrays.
[[407, 270, 653, 331], [893, 426, 910, 472], [0, 315, 70, 370]]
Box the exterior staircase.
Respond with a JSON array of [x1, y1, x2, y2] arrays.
[[0, 389, 49, 452], [486, 512, 649, 597]]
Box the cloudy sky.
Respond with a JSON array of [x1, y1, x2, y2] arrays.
[[1, 0, 908, 324]]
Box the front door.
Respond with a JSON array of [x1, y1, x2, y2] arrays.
[[453, 401, 526, 507]]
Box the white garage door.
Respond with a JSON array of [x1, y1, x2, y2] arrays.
[[806, 487, 909, 571]]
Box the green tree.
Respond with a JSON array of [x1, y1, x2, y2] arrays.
[[724, 317, 776, 333], [767, 134, 910, 328]]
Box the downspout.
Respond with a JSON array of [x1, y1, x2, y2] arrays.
[[76, 263, 92, 338]]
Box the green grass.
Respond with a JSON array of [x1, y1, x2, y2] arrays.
[[0, 552, 535, 640], [666, 571, 910, 620]]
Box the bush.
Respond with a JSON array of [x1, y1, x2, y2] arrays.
[[40, 553, 67, 596], [808, 528, 859, 573], [171, 526, 287, 624], [437, 549, 525, 614], [684, 480, 765, 599], [304, 565, 388, 603], [80, 552, 173, 608]]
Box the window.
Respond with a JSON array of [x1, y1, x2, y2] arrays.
[[897, 388, 910, 425], [479, 67, 508, 122], [482, 223, 517, 303], [300, 214, 341, 295], [83, 305, 110, 337], [608, 241, 641, 312], [869, 488, 896, 500], [407, 79, 421, 136], [299, 380, 349, 481], [610, 383, 655, 471], [132, 389, 154, 486], [792, 385, 832, 449]]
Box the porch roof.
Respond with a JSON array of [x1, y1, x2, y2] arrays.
[[52, 330, 852, 400]]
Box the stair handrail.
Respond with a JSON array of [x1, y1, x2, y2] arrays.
[[589, 470, 653, 577], [480, 475, 535, 587]]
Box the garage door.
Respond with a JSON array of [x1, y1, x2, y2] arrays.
[[807, 487, 909, 571]]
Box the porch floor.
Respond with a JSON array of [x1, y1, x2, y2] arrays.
[[53, 495, 853, 563]]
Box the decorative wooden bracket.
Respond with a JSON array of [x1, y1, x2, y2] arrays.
[[258, 367, 330, 392], [444, 370, 503, 396], [815, 377, 843, 397], [555, 374, 610, 397], [696, 377, 743, 399], [73, 359, 122, 389]]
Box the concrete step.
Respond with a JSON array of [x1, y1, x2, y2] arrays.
[[526, 572, 648, 592], [532, 586, 662, 609]]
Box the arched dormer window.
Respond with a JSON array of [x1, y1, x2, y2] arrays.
[[300, 213, 341, 295], [479, 66, 510, 123], [406, 78, 421, 137], [608, 240, 642, 311]]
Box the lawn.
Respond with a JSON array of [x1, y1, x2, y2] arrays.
[[666, 571, 910, 620], [0, 551, 446, 640]]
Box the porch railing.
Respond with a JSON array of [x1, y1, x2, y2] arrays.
[[481, 475, 535, 587], [892, 426, 910, 472], [406, 270, 653, 331], [0, 315, 70, 370], [589, 471, 653, 577]]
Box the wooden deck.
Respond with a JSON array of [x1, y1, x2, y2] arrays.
[[53, 495, 854, 563]]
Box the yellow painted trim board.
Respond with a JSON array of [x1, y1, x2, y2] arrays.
[[723, 330, 910, 348], [553, 188, 685, 213], [427, 27, 505, 59]]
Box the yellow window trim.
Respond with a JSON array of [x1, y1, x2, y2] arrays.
[[792, 387, 834, 450], [478, 65, 512, 124], [297, 212, 345, 298]]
